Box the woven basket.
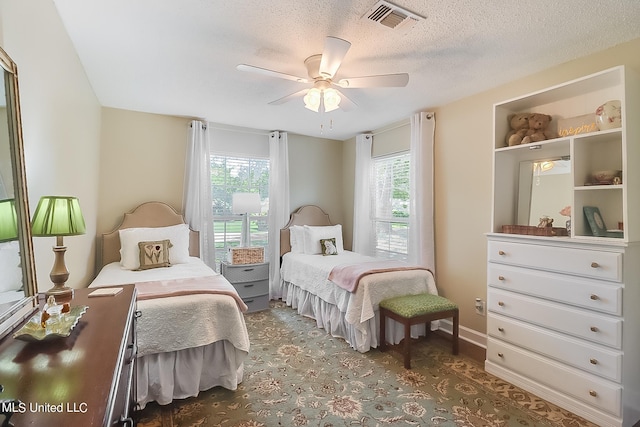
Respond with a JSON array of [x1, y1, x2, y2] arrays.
[[502, 225, 568, 237], [228, 247, 264, 264]]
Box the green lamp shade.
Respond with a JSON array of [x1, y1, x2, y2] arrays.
[[31, 196, 86, 237], [0, 198, 18, 242]]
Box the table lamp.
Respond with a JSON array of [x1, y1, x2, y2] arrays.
[[31, 196, 86, 299], [232, 192, 261, 247], [0, 198, 18, 243]]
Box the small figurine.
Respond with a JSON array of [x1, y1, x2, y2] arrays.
[[537, 216, 554, 228]]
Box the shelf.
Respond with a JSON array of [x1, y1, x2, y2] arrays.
[[491, 65, 637, 243]]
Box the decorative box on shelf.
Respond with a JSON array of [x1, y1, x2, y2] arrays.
[[501, 225, 568, 237], [227, 246, 264, 265]]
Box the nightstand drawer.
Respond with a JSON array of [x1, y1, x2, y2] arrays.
[[222, 262, 269, 283], [243, 294, 269, 312], [234, 279, 268, 299]]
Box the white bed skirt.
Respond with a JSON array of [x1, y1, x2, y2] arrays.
[[279, 280, 428, 353], [136, 340, 246, 409]]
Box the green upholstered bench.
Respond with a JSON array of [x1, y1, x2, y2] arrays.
[[379, 293, 459, 369]]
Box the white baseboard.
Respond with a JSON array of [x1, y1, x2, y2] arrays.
[[438, 319, 487, 350]]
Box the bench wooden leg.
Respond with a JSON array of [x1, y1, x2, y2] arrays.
[[403, 321, 411, 369]]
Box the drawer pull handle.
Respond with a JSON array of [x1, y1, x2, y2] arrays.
[[589, 390, 597, 397], [590, 294, 599, 300], [243, 268, 255, 272], [244, 284, 254, 288], [498, 276, 505, 281], [497, 327, 504, 332], [590, 326, 599, 333], [498, 301, 505, 307], [590, 358, 598, 365], [245, 299, 254, 303], [498, 250, 506, 256], [590, 262, 599, 268], [497, 352, 504, 358]]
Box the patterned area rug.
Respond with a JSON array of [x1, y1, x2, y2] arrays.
[[136, 301, 596, 427]]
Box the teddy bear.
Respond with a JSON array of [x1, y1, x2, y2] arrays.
[[521, 113, 555, 144], [506, 113, 530, 146]]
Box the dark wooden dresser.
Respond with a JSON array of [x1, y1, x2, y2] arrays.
[[0, 286, 137, 427]]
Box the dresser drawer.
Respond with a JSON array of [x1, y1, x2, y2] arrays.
[[243, 294, 269, 312], [233, 279, 269, 299], [488, 240, 622, 282], [488, 313, 622, 382], [222, 262, 269, 283], [487, 338, 621, 416], [488, 289, 622, 348], [488, 264, 622, 315]]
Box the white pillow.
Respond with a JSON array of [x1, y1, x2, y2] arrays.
[[119, 224, 190, 270], [289, 225, 305, 254], [0, 241, 23, 292], [303, 225, 344, 255]]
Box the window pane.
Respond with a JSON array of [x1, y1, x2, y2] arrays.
[[210, 155, 269, 269], [373, 152, 410, 261]]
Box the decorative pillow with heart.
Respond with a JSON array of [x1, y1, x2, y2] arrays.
[[137, 239, 172, 270]]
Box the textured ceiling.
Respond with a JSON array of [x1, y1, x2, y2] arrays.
[[52, 0, 640, 141]]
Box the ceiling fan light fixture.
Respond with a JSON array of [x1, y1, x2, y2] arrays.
[[304, 87, 321, 112], [323, 88, 341, 112]]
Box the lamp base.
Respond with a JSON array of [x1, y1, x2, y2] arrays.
[[46, 243, 73, 303], [45, 285, 74, 303]]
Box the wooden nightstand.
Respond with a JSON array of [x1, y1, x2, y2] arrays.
[[221, 261, 270, 313]]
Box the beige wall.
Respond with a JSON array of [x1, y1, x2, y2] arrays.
[[97, 108, 191, 237], [1, 0, 102, 290], [288, 133, 345, 227]]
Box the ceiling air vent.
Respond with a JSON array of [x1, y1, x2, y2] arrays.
[[362, 1, 425, 31]]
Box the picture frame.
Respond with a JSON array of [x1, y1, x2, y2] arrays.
[[583, 206, 608, 237]]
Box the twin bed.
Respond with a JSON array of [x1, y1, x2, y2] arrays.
[[276, 205, 438, 353], [89, 202, 438, 409], [89, 202, 250, 409]]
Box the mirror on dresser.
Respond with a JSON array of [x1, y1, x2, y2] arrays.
[[516, 158, 572, 227], [0, 46, 37, 340]]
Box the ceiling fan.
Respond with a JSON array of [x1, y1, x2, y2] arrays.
[[237, 36, 409, 113]]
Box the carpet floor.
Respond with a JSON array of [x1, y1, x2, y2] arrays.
[[135, 300, 596, 427]]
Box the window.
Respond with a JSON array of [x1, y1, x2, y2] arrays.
[[210, 155, 269, 266], [372, 152, 410, 261]]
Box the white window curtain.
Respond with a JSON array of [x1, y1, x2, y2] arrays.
[[183, 120, 215, 268], [352, 133, 374, 255], [267, 131, 290, 298], [409, 112, 436, 271]]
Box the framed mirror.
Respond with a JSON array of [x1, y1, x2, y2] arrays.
[[517, 157, 571, 227], [0, 46, 37, 340]]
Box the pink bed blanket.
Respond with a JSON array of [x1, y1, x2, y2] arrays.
[[328, 260, 431, 293], [135, 275, 248, 312]]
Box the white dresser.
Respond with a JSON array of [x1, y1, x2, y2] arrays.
[[487, 66, 640, 427]]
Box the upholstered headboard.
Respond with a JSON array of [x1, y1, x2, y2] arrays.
[[279, 205, 333, 257], [99, 201, 199, 269]]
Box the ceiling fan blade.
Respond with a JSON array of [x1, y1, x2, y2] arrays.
[[268, 89, 309, 106], [335, 89, 357, 112], [337, 73, 409, 88], [237, 64, 308, 83], [318, 36, 351, 79]]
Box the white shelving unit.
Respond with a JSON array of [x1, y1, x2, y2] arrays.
[[487, 66, 640, 427]]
